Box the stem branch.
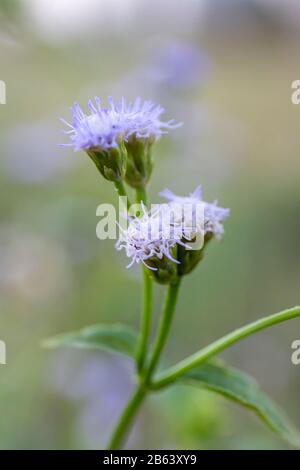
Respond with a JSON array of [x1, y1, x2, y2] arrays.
[[151, 306, 300, 389]]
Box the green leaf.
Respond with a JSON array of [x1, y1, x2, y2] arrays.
[[180, 361, 300, 448], [43, 323, 138, 359]]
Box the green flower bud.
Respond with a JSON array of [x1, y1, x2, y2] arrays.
[[177, 233, 213, 276], [146, 251, 178, 285], [87, 141, 127, 183], [125, 136, 154, 189]]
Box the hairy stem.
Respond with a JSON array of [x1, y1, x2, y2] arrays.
[[151, 306, 300, 389]]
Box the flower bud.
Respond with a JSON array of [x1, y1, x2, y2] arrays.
[[160, 187, 230, 277], [125, 136, 153, 188], [87, 141, 127, 183], [177, 233, 212, 276], [146, 252, 178, 285]]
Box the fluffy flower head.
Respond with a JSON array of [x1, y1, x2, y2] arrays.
[[160, 186, 230, 240], [116, 204, 183, 270], [61, 97, 181, 152]]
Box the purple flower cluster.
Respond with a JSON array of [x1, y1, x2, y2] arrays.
[[61, 97, 181, 152], [161, 187, 230, 241], [116, 188, 229, 271], [116, 203, 182, 270]]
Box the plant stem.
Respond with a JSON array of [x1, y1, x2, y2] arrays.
[[135, 186, 148, 206], [151, 305, 300, 389], [136, 267, 153, 373], [107, 383, 147, 450], [107, 277, 181, 449], [114, 181, 131, 208], [144, 278, 181, 382], [135, 185, 152, 373], [107, 185, 154, 449]]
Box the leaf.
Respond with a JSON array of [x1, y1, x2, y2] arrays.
[[179, 361, 300, 448], [43, 323, 138, 359]]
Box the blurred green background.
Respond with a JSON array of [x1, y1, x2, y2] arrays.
[[0, 0, 300, 449]]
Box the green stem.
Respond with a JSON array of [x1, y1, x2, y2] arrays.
[[151, 306, 300, 389], [135, 186, 152, 373], [145, 279, 181, 382], [107, 185, 154, 449], [135, 186, 148, 206], [107, 383, 146, 450], [136, 267, 153, 373], [107, 277, 181, 449], [114, 181, 131, 208]]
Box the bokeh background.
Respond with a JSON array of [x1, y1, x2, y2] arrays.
[[0, 0, 300, 449]]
